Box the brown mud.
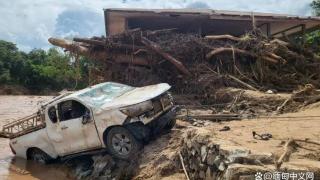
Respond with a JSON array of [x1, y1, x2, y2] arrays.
[[1, 93, 320, 179]]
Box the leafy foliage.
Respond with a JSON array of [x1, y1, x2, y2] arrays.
[[307, 1, 320, 53], [311, 0, 320, 16], [306, 30, 320, 53], [0, 40, 89, 93]]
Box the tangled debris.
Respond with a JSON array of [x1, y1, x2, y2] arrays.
[[49, 29, 320, 107]]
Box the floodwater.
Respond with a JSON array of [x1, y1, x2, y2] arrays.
[[0, 96, 73, 180]]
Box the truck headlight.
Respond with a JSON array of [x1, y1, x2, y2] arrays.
[[120, 101, 153, 117]]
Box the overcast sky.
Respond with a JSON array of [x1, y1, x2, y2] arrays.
[[0, 0, 315, 51]]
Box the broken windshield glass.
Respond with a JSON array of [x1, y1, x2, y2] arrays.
[[78, 82, 134, 107]]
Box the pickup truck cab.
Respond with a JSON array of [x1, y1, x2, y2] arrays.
[[0, 82, 176, 163]]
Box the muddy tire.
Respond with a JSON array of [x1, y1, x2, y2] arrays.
[[28, 148, 52, 164], [164, 118, 176, 130], [105, 126, 142, 159]]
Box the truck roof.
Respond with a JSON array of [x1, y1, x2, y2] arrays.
[[56, 82, 134, 108]]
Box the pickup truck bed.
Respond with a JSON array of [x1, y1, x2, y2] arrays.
[[0, 113, 45, 139]]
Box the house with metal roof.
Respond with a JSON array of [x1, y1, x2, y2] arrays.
[[104, 8, 320, 38]]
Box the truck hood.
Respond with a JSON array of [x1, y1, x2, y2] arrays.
[[97, 83, 171, 111]]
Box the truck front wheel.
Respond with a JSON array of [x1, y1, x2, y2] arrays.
[[104, 126, 142, 159], [27, 148, 52, 164]]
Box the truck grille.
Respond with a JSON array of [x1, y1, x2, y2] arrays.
[[152, 93, 173, 115]]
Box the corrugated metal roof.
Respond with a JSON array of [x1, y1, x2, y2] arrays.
[[104, 8, 320, 21]]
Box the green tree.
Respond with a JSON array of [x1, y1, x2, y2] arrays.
[[309, 1, 320, 53], [0, 40, 89, 93], [311, 0, 320, 16], [0, 40, 25, 84]]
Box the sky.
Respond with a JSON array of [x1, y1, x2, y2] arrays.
[[0, 0, 315, 51]]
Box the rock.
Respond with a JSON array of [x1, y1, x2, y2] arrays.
[[192, 141, 201, 153], [196, 134, 210, 144], [204, 122, 210, 126], [213, 156, 222, 167], [199, 163, 206, 170], [206, 150, 216, 166], [201, 145, 208, 162], [218, 162, 226, 171], [186, 139, 192, 149], [205, 167, 211, 180], [266, 90, 274, 94], [191, 149, 196, 156], [199, 170, 206, 179]]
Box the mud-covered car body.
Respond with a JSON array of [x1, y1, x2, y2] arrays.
[[2, 82, 174, 160]]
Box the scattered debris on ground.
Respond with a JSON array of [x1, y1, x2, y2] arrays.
[[1, 94, 320, 179]]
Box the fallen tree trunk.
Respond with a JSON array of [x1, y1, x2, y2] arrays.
[[73, 37, 106, 46], [49, 38, 149, 66], [206, 47, 280, 64], [205, 34, 242, 41], [141, 36, 191, 76], [49, 38, 89, 55]]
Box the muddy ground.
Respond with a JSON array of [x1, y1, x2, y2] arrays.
[[0, 94, 320, 179]]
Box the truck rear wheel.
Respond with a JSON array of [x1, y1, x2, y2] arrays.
[[105, 126, 141, 159], [28, 148, 52, 164], [164, 118, 176, 130]]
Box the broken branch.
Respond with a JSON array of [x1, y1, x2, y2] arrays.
[[206, 47, 280, 64], [227, 75, 259, 91], [141, 36, 191, 76], [275, 139, 296, 170], [179, 152, 190, 180], [205, 35, 242, 41]]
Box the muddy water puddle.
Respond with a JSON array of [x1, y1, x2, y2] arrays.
[[0, 96, 74, 180], [0, 154, 73, 179]]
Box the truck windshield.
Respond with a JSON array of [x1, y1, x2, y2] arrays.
[[78, 82, 134, 107]]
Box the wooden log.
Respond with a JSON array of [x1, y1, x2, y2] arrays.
[[141, 36, 191, 76], [206, 47, 279, 64], [206, 47, 253, 59], [275, 139, 296, 170], [270, 39, 290, 46], [48, 38, 89, 55], [147, 28, 177, 36], [73, 37, 106, 46], [73, 37, 146, 50], [179, 152, 191, 180], [205, 35, 242, 41], [227, 75, 259, 91], [107, 42, 145, 50], [48, 38, 149, 66], [266, 52, 287, 64]]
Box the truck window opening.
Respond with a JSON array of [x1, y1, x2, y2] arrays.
[[59, 100, 88, 121]]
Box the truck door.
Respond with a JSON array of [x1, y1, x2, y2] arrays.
[[47, 100, 102, 156]]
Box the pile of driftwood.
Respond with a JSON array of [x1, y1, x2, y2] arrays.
[[49, 28, 320, 104]]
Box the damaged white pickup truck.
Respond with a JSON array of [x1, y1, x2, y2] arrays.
[[0, 82, 176, 163]]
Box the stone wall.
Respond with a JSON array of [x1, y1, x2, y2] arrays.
[[180, 129, 296, 180]]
